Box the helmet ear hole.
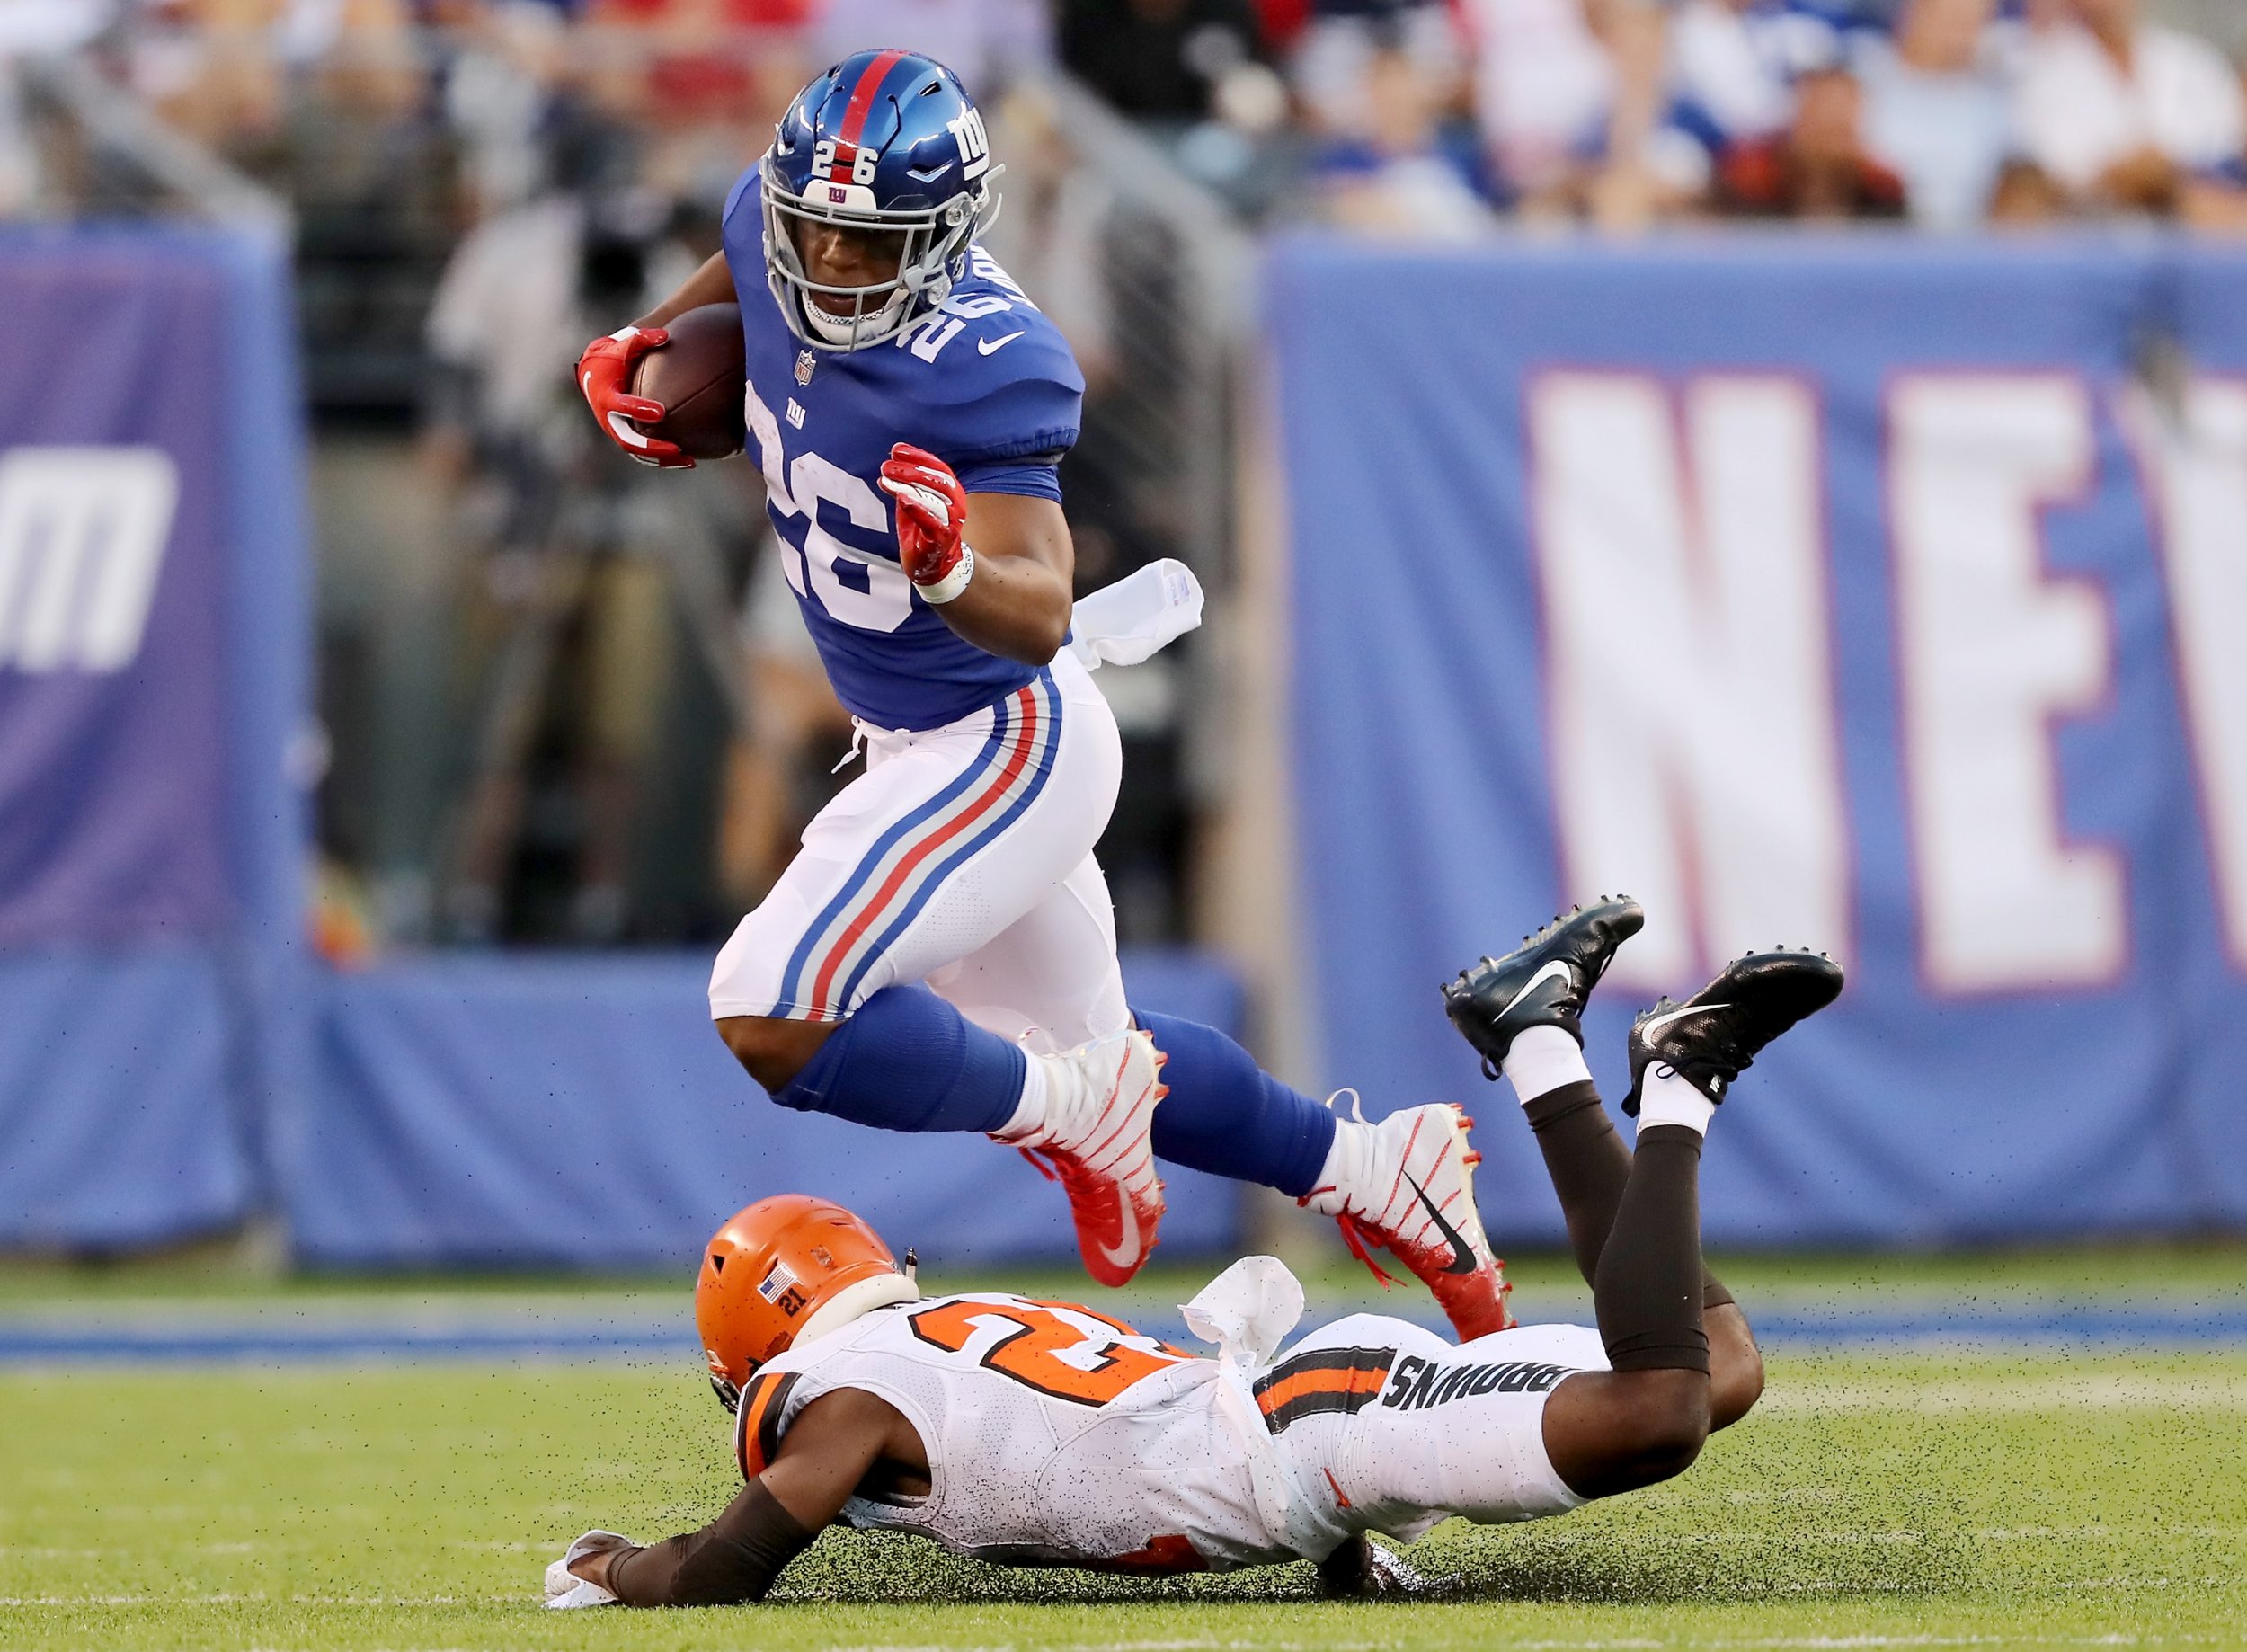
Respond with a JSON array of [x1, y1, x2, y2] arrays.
[[710, 1251, 725, 1273]]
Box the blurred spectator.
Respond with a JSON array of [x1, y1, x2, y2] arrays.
[[1455, 0, 1612, 202], [443, 0, 572, 214], [0, 0, 116, 56], [1712, 60, 1905, 216], [982, 85, 1117, 384], [1058, 0, 1266, 120], [2011, 0, 2247, 223], [1655, 0, 1857, 205], [1292, 0, 1462, 138], [423, 188, 587, 464], [812, 0, 1053, 97], [0, 75, 29, 218], [1312, 31, 1494, 235], [121, 0, 289, 155], [1666, 0, 1813, 157], [715, 541, 853, 905], [1853, 0, 2016, 228], [1453, 0, 1686, 224]]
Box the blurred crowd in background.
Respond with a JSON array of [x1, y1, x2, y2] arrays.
[[1, 0, 2243, 958], [10, 0, 2247, 234]]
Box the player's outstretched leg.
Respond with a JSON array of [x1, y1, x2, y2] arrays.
[[1541, 948, 1842, 1498], [723, 989, 1170, 1285], [1445, 900, 1758, 1426], [1132, 1009, 1514, 1340]]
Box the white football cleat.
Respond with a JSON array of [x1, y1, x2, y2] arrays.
[[999, 1027, 1168, 1287], [1301, 1098, 1514, 1340]]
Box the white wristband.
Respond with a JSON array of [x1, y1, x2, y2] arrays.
[[916, 543, 975, 605]]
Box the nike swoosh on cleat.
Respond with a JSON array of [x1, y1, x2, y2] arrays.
[[1639, 1002, 1729, 1041], [1403, 1172, 1478, 1275], [1498, 959, 1575, 1019], [1097, 1183, 1142, 1269], [979, 331, 1026, 355]]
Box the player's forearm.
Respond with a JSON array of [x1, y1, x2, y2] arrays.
[[603, 1481, 815, 1607], [932, 555, 1072, 664], [633, 253, 735, 331]]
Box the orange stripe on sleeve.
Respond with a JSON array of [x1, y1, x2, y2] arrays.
[[1254, 1364, 1389, 1417], [736, 1373, 784, 1479]]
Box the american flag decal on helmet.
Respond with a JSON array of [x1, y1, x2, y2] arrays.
[[757, 1259, 800, 1304]]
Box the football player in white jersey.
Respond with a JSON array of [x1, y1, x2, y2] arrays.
[[575, 49, 1512, 1340], [544, 907, 1843, 1604]]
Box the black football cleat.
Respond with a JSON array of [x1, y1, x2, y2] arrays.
[[1622, 948, 1844, 1115], [1443, 897, 1645, 1079]]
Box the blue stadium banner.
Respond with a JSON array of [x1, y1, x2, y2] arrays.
[[0, 237, 235, 940], [1272, 235, 2247, 1246], [0, 227, 312, 1248]]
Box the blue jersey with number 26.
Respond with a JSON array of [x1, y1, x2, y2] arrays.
[[720, 175, 1085, 732]]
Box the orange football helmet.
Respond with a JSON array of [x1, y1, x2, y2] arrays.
[[694, 1194, 919, 1411]]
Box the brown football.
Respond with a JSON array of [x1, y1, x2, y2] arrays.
[[630, 302, 747, 460]]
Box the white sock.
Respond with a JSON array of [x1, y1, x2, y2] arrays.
[[999, 1052, 1048, 1139], [1305, 1110, 1374, 1214], [1502, 1025, 1594, 1106], [1634, 1067, 1717, 1136]]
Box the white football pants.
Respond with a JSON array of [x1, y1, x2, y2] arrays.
[[708, 650, 1130, 1052]]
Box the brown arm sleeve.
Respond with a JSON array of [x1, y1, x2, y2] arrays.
[[605, 1479, 815, 1607]]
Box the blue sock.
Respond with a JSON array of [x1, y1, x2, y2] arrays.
[[1132, 1008, 1336, 1198], [772, 985, 1026, 1134]]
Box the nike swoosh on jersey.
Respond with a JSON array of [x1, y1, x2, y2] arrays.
[[1500, 959, 1576, 1018], [1640, 1002, 1731, 1040], [1403, 1172, 1479, 1275], [979, 331, 1026, 355]]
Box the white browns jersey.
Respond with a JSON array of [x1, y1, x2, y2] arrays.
[[728, 1290, 1603, 1573], [733, 1292, 1283, 1572]]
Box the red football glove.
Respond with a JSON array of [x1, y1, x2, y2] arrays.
[[576, 326, 694, 469], [878, 442, 974, 603]]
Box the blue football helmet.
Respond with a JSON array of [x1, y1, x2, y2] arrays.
[[762, 50, 1003, 351]]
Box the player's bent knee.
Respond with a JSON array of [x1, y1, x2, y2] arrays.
[[1545, 1369, 1711, 1500], [1710, 1345, 1765, 1431], [1612, 1369, 1710, 1483], [716, 1015, 837, 1095]]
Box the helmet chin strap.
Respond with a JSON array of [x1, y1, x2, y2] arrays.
[[802, 286, 908, 347]]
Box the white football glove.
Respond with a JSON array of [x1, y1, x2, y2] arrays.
[[1360, 1540, 1433, 1596], [1316, 1532, 1436, 1598], [542, 1529, 636, 1609]]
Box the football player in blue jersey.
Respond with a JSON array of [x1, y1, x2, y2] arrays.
[[575, 49, 1512, 1338]]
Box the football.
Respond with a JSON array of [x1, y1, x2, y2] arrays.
[[630, 302, 747, 460]]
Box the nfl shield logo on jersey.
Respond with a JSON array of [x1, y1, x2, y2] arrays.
[[795, 350, 815, 386]]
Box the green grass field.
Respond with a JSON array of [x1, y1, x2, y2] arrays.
[[4, 1252, 2244, 1650]]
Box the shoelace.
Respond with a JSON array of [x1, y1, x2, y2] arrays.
[[1653, 1013, 1755, 1088]]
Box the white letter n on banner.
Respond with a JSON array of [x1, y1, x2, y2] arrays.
[[1529, 373, 1851, 990]]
